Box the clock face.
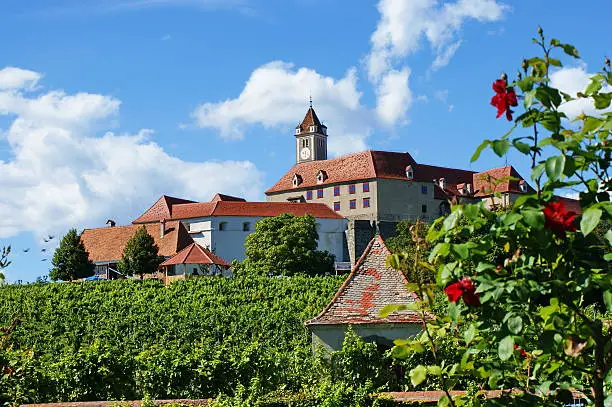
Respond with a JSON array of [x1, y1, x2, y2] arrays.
[[300, 147, 311, 160]]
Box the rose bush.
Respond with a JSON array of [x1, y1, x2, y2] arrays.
[[387, 29, 611, 407]]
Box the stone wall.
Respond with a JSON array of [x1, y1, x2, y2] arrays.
[[345, 219, 399, 264]]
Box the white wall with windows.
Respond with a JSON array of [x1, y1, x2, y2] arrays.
[[182, 215, 347, 263]]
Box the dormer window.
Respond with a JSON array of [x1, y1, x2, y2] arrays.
[[405, 165, 414, 180], [295, 127, 301, 135], [439, 178, 447, 190], [518, 180, 527, 192], [292, 174, 303, 187], [316, 170, 328, 184], [309, 125, 317, 132]]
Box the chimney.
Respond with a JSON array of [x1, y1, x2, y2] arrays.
[[106, 219, 116, 227], [160, 219, 166, 238], [466, 183, 473, 194], [439, 178, 447, 190]]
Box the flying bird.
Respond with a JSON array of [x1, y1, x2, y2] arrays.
[[48, 235, 54, 240], [41, 259, 47, 262], [23, 248, 30, 253], [41, 248, 46, 252], [43, 238, 49, 243]]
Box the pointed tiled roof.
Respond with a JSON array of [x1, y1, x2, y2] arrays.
[[472, 166, 534, 197], [211, 193, 246, 202], [296, 107, 323, 130], [305, 235, 430, 326], [80, 221, 193, 263], [132, 195, 196, 223], [160, 243, 230, 267]]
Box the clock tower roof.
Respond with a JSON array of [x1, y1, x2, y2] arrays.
[[295, 107, 325, 131]]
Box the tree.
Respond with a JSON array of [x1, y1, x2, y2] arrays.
[[388, 29, 611, 407], [118, 226, 164, 278], [386, 220, 435, 284], [0, 246, 10, 283], [235, 214, 335, 276], [50, 229, 94, 281]]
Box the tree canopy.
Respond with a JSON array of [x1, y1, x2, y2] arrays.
[[50, 229, 94, 281], [118, 226, 164, 278], [234, 214, 335, 277]]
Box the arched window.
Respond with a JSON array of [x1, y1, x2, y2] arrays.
[[219, 222, 228, 231]]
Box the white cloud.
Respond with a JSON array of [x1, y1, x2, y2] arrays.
[[366, 0, 507, 124], [375, 68, 412, 126], [0, 67, 263, 239], [550, 64, 612, 119], [161, 34, 172, 41], [192, 61, 373, 156], [0, 67, 41, 91]]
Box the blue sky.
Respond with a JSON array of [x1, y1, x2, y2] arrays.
[[1, 0, 610, 282]]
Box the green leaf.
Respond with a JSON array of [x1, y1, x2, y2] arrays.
[[605, 230, 612, 246], [604, 290, 612, 313], [409, 365, 428, 386], [498, 335, 515, 361], [464, 324, 476, 345], [451, 243, 470, 259], [491, 139, 510, 157], [523, 90, 536, 108], [502, 212, 522, 225], [593, 93, 612, 109], [427, 365, 442, 376], [580, 207, 602, 236], [507, 316, 523, 334], [536, 86, 562, 108], [585, 78, 603, 95], [548, 58, 562, 67], [521, 209, 545, 229], [531, 163, 546, 182], [443, 210, 460, 231], [513, 139, 531, 154], [379, 303, 418, 318], [471, 140, 490, 162], [545, 155, 566, 182], [560, 43, 580, 58]]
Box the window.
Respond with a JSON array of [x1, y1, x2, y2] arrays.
[[363, 197, 370, 208], [421, 185, 428, 195], [422, 204, 427, 213], [310, 125, 316, 132], [219, 222, 227, 231], [362, 182, 370, 192], [349, 199, 356, 209], [333, 186, 340, 196], [242, 222, 250, 232], [349, 184, 356, 194], [317, 189, 324, 198], [295, 128, 300, 135], [333, 202, 341, 211], [306, 190, 313, 200]]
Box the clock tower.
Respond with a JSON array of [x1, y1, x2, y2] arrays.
[[294, 102, 327, 163]]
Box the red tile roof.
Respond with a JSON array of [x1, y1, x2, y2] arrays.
[[554, 195, 582, 214], [211, 193, 246, 202], [305, 235, 431, 326], [133, 199, 344, 223], [472, 166, 533, 196], [266, 150, 475, 194], [160, 243, 230, 267], [296, 107, 323, 130], [132, 195, 196, 223], [80, 221, 193, 263]]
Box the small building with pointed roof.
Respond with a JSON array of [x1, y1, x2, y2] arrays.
[[305, 235, 429, 351], [159, 242, 231, 277]]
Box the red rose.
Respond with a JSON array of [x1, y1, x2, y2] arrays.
[[490, 79, 518, 121], [444, 277, 480, 306], [543, 201, 578, 235], [514, 344, 528, 358]]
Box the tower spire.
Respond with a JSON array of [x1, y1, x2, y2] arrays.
[[309, 92, 312, 108]]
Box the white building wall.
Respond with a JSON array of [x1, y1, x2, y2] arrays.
[[181, 215, 347, 263]]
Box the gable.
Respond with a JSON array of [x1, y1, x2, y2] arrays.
[[305, 235, 427, 326]]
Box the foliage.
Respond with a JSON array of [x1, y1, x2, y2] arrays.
[[117, 226, 165, 278], [0, 276, 345, 404], [0, 246, 9, 283], [386, 220, 434, 283], [389, 29, 611, 407], [234, 214, 335, 277], [50, 229, 94, 281]]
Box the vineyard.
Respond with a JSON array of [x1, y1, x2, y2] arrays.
[[0, 277, 355, 404]]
